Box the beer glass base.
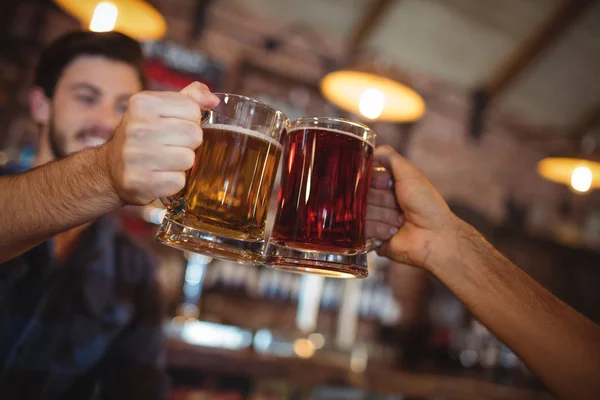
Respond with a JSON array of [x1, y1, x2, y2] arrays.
[[156, 217, 265, 264], [264, 242, 368, 279]]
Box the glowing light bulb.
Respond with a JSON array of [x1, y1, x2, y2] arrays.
[[570, 166, 592, 193], [293, 339, 315, 359], [358, 88, 385, 119], [89, 2, 118, 32]]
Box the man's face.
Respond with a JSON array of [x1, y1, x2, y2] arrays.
[[48, 55, 142, 158]]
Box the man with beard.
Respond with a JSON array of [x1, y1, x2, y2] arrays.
[[0, 31, 219, 399]]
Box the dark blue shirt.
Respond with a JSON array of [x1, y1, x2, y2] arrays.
[[0, 216, 167, 400]]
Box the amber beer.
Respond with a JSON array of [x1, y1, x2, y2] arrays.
[[169, 124, 282, 240]]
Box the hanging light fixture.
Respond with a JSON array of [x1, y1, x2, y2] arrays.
[[538, 136, 600, 194], [538, 156, 600, 194], [320, 58, 425, 123], [54, 0, 167, 41]]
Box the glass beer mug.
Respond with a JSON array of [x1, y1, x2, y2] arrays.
[[157, 93, 288, 263], [265, 117, 378, 278]]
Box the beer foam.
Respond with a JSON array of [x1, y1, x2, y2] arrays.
[[203, 123, 282, 149], [288, 127, 374, 148]]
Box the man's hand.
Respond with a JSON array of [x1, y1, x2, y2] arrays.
[[366, 145, 458, 269], [102, 82, 219, 206]]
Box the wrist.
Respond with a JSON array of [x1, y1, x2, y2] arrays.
[[423, 214, 473, 275], [93, 143, 124, 208]]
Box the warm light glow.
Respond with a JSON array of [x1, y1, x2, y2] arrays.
[[571, 166, 593, 193], [89, 2, 118, 32], [293, 339, 315, 359], [320, 70, 425, 122], [350, 347, 368, 373], [537, 157, 600, 193], [358, 88, 385, 119], [54, 0, 167, 40], [307, 333, 325, 350]]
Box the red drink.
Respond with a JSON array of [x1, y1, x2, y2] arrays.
[[271, 127, 374, 253]]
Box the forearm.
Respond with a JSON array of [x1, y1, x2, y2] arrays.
[[0, 145, 122, 262], [428, 218, 600, 400]]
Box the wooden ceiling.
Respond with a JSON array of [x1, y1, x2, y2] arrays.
[[223, 0, 600, 137]]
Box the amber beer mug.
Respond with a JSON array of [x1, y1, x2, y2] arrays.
[[266, 117, 377, 278], [157, 94, 288, 263]]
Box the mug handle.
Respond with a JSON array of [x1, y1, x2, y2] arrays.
[[160, 194, 186, 217], [160, 164, 194, 217], [160, 195, 178, 209], [365, 165, 393, 252]]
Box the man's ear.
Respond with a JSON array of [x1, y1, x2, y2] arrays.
[[30, 87, 51, 125]]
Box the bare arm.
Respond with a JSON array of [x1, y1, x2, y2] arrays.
[[431, 218, 600, 400], [0, 146, 120, 262], [0, 82, 219, 263], [367, 145, 600, 400]]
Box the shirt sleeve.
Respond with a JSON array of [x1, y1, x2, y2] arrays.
[[97, 248, 169, 400]]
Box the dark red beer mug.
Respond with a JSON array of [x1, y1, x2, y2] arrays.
[[265, 117, 378, 278]]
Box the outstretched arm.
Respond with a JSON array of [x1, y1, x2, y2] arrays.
[[0, 82, 219, 263], [366, 145, 600, 400], [0, 146, 120, 262]]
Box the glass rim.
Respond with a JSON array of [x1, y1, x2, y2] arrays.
[[287, 116, 375, 145], [213, 92, 288, 120]]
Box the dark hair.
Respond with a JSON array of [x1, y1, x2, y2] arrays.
[[34, 31, 147, 98]]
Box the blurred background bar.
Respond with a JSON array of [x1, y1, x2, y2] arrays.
[[2, 0, 600, 398]]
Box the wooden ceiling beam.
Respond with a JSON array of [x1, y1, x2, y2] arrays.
[[345, 0, 397, 58], [484, 0, 598, 102], [471, 0, 597, 139]]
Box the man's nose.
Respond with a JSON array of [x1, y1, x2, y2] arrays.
[[89, 104, 121, 135]]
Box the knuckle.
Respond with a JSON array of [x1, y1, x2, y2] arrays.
[[181, 149, 196, 170], [191, 81, 209, 92], [175, 172, 186, 188], [126, 122, 151, 140], [378, 144, 394, 154], [163, 172, 186, 194], [190, 125, 203, 148], [128, 92, 151, 114], [185, 97, 202, 121]]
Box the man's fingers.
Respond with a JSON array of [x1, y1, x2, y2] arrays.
[[367, 204, 404, 225], [374, 145, 424, 182], [127, 82, 219, 123], [126, 146, 196, 172], [368, 188, 400, 209], [151, 118, 203, 149], [365, 220, 402, 241], [128, 91, 202, 122], [371, 166, 393, 189], [147, 171, 187, 199], [180, 81, 220, 110]]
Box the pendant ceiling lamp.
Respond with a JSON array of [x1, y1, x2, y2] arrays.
[[538, 154, 600, 194], [54, 0, 167, 41], [320, 58, 425, 123]]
